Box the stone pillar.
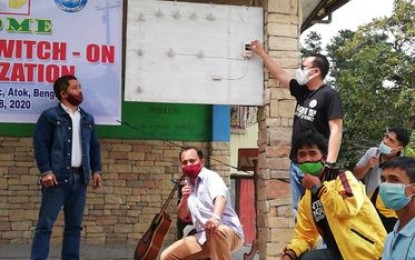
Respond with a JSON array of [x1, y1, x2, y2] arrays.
[[209, 141, 231, 186], [256, 0, 300, 259]]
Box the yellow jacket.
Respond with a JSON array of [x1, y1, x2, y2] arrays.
[[286, 171, 386, 260]]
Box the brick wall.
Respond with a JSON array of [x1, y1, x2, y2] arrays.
[[0, 1, 302, 257], [0, 136, 229, 247], [256, 0, 300, 259]]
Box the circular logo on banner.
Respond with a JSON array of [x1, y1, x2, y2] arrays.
[[54, 0, 88, 12], [309, 99, 317, 108]]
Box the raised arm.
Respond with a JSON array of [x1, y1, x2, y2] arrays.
[[326, 118, 343, 163], [250, 40, 292, 88], [353, 151, 379, 180], [177, 184, 191, 221]]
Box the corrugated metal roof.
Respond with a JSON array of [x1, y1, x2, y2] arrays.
[[301, 0, 350, 32]]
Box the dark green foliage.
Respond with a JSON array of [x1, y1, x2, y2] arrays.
[[300, 31, 323, 57]]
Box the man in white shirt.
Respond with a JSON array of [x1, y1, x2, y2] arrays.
[[160, 147, 244, 260]]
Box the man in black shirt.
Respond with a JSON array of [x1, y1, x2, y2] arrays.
[[250, 40, 343, 216]]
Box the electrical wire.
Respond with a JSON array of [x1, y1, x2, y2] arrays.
[[116, 120, 290, 183]]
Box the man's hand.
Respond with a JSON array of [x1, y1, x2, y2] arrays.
[[367, 156, 379, 168], [302, 174, 321, 190], [40, 172, 58, 188], [177, 185, 191, 220], [249, 40, 292, 87], [205, 217, 220, 238], [281, 255, 292, 260], [250, 40, 267, 59], [180, 181, 192, 201], [92, 172, 102, 190]]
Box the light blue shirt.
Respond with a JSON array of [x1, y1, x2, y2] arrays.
[[382, 218, 415, 260], [187, 167, 244, 244]]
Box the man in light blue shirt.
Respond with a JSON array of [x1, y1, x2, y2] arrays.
[[160, 147, 244, 260], [380, 157, 415, 260]]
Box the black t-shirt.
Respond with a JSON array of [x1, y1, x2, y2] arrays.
[[289, 79, 343, 160]]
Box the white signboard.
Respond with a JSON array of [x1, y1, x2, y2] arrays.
[[0, 0, 123, 125], [125, 0, 264, 105]]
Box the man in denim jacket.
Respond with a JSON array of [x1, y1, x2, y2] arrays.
[[31, 75, 102, 260]]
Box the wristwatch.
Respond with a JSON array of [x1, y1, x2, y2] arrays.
[[311, 183, 322, 196], [325, 161, 338, 168]]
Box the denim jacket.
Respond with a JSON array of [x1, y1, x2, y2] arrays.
[[33, 104, 101, 184]]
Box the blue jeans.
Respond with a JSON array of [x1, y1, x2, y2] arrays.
[[298, 248, 342, 260], [31, 171, 87, 260], [290, 162, 304, 217]]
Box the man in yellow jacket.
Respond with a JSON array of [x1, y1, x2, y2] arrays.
[[281, 131, 386, 260]]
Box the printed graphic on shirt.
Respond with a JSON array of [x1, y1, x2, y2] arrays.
[[295, 100, 317, 122], [312, 199, 326, 222], [309, 100, 317, 108]]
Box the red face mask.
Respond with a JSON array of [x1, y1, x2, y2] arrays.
[[67, 92, 83, 106], [182, 163, 202, 180]]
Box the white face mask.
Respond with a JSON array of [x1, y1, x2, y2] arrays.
[[378, 141, 393, 155], [296, 69, 312, 85]]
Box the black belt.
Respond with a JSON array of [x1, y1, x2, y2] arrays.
[[71, 167, 82, 173]]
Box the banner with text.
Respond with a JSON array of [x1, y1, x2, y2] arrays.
[[0, 0, 122, 125]]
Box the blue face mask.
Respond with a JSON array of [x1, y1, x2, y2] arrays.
[[378, 141, 392, 155], [379, 182, 415, 211]]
